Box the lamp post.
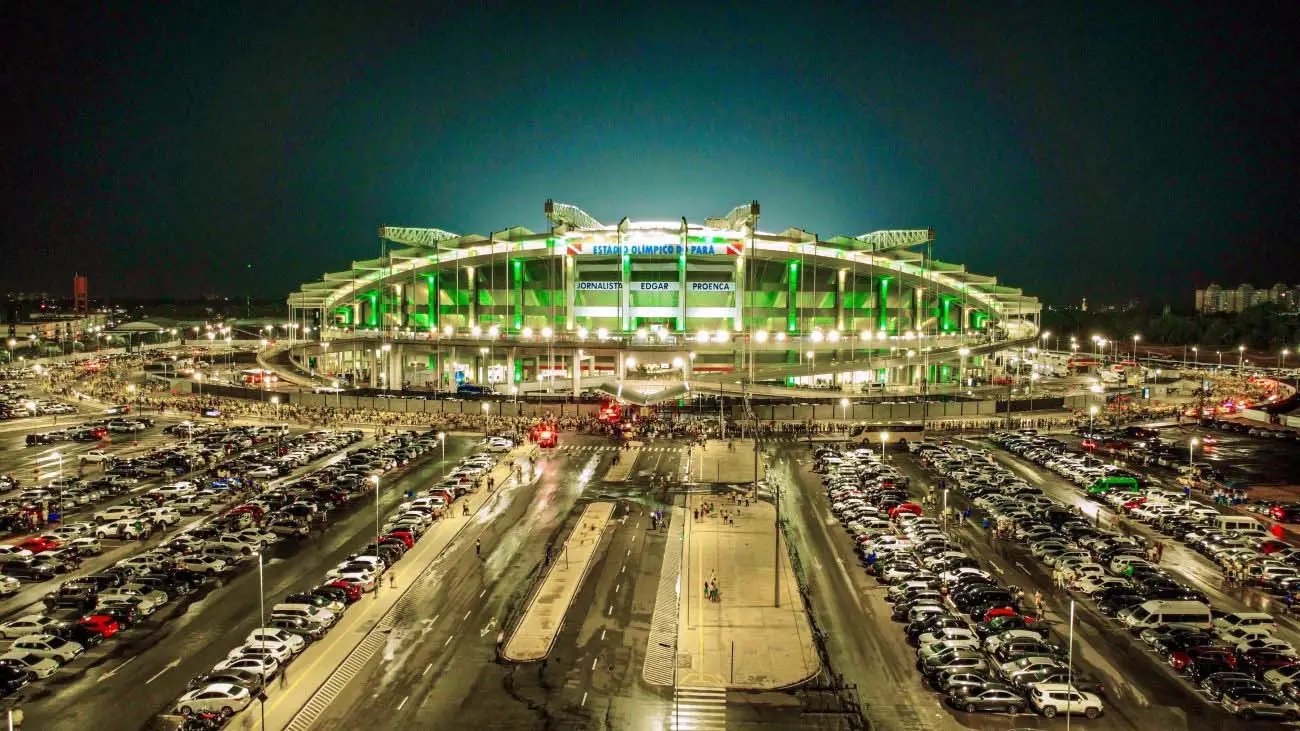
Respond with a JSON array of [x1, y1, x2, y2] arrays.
[[839, 397, 849, 422], [1238, 345, 1245, 373], [880, 431, 889, 462], [369, 475, 381, 596], [1216, 350, 1222, 369], [194, 372, 203, 399], [1089, 405, 1098, 434], [1282, 349, 1290, 371], [5, 339, 13, 365], [1132, 334, 1140, 362], [256, 550, 267, 730], [1189, 437, 1198, 467], [1191, 346, 1198, 368], [438, 431, 446, 465], [1066, 599, 1076, 731]]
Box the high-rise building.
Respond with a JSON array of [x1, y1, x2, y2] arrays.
[[1196, 282, 1299, 313]]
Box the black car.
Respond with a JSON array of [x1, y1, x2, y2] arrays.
[[268, 616, 327, 641], [312, 585, 356, 606], [944, 683, 1026, 714], [1096, 593, 1145, 617], [97, 605, 141, 629], [80, 572, 125, 590], [1201, 672, 1266, 701], [993, 639, 1064, 664], [0, 664, 31, 694], [975, 615, 1042, 639], [4, 562, 55, 582], [931, 669, 993, 693]]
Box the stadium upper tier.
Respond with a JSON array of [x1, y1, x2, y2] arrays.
[[287, 200, 1040, 341]]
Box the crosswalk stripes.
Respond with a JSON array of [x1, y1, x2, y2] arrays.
[[556, 444, 686, 454], [669, 686, 727, 731]]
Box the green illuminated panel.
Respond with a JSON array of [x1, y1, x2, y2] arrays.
[[787, 260, 799, 332], [877, 278, 891, 332]]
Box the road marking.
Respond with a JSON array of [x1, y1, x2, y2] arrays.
[[96, 656, 137, 683], [144, 658, 180, 685], [1015, 561, 1031, 574], [591, 657, 599, 670], [626, 549, 630, 556], [607, 604, 613, 616], [479, 618, 498, 637], [422, 663, 432, 677], [620, 564, 626, 574], [988, 561, 1005, 575], [615, 583, 621, 593], [600, 629, 607, 641], [443, 636, 453, 647], [397, 695, 409, 711], [463, 609, 471, 620], [479, 588, 487, 598], [581, 691, 588, 707]]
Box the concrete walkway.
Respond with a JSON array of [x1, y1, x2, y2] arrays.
[[502, 501, 614, 661], [203, 445, 535, 731], [691, 438, 761, 484], [603, 448, 640, 482], [677, 493, 818, 689]]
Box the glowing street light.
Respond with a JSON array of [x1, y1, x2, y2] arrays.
[[754, 329, 769, 344]]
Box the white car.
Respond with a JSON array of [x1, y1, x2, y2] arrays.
[[1075, 576, 1132, 596], [212, 655, 279, 679], [0, 616, 60, 640], [1264, 663, 1300, 690], [917, 628, 976, 647], [0, 546, 33, 560], [178, 555, 229, 575], [93, 505, 142, 524], [175, 683, 253, 717], [246, 466, 279, 479], [247, 628, 306, 654], [204, 536, 258, 556], [8, 634, 83, 664], [80, 449, 112, 464], [0, 651, 60, 679], [68, 537, 103, 556], [0, 576, 21, 596], [1235, 637, 1296, 655], [227, 641, 292, 665], [52, 522, 95, 540], [1028, 683, 1104, 719], [984, 630, 1048, 653], [483, 438, 513, 453]]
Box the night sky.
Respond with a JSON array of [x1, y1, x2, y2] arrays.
[[3, 1, 1298, 305]]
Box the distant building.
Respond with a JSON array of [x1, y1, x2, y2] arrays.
[[1196, 282, 1299, 313]]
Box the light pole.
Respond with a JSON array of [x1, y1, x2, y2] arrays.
[[369, 475, 381, 596], [880, 431, 889, 462], [1066, 599, 1076, 731], [1282, 349, 1290, 371], [438, 431, 446, 465], [5, 339, 13, 365], [839, 397, 849, 423], [481, 402, 490, 433], [271, 396, 280, 420], [1238, 345, 1245, 373], [1217, 350, 1222, 369], [194, 372, 203, 399], [1131, 334, 1140, 362], [1089, 405, 1098, 434], [1189, 437, 1198, 467], [1191, 346, 1198, 368]]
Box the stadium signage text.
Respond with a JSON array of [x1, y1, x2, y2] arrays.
[[575, 281, 621, 291], [566, 242, 744, 256], [688, 281, 735, 292]]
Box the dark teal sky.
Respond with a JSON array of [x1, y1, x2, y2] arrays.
[[3, 1, 1298, 304]]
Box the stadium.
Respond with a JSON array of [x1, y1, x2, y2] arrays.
[[282, 200, 1040, 403]]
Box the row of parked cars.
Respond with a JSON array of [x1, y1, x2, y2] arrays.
[[0, 377, 77, 421], [816, 445, 1107, 720], [170, 431, 510, 719], [967, 432, 1300, 721], [0, 429, 372, 700]]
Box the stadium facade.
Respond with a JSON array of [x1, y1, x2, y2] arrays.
[[283, 201, 1040, 399]]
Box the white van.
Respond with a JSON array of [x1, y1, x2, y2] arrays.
[[1216, 515, 1263, 533], [1121, 600, 1212, 633]]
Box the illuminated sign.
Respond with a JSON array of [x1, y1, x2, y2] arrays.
[[566, 240, 744, 256], [632, 281, 679, 292], [576, 281, 622, 291], [688, 281, 735, 292]]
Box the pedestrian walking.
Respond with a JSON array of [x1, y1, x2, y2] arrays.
[[389, 572, 397, 589], [280, 667, 287, 688], [475, 538, 481, 558]]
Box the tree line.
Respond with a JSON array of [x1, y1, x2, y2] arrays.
[[1042, 302, 1300, 352]]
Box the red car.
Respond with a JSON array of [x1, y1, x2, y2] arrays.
[[1169, 646, 1235, 672], [229, 504, 265, 520], [15, 536, 60, 554], [79, 614, 121, 638], [1122, 497, 1147, 512], [325, 580, 362, 603], [889, 503, 923, 520], [384, 532, 415, 549], [981, 607, 1021, 623], [1081, 439, 1098, 450]]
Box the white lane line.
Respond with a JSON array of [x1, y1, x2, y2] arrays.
[[422, 663, 433, 677], [463, 609, 471, 620], [620, 564, 626, 574], [443, 636, 453, 647], [96, 656, 137, 683], [143, 658, 180, 685], [479, 588, 487, 598], [1015, 561, 1031, 574], [615, 583, 620, 593], [607, 604, 613, 616], [989, 561, 1005, 575], [591, 657, 598, 671], [581, 691, 588, 707], [600, 629, 606, 641], [397, 695, 409, 711]]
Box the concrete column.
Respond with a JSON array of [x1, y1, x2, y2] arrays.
[[617, 350, 626, 381], [572, 351, 581, 397], [620, 253, 631, 332], [369, 349, 378, 388], [507, 347, 516, 390], [836, 269, 847, 331], [564, 256, 576, 331], [733, 256, 744, 332], [467, 266, 478, 328]]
